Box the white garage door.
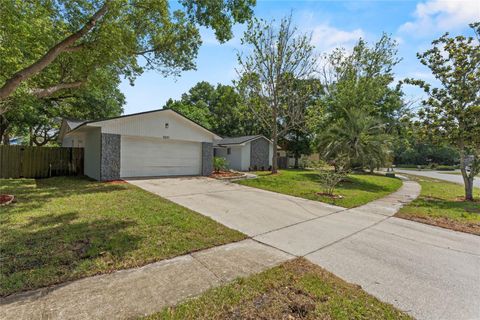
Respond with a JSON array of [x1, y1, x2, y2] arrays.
[[120, 136, 202, 177]]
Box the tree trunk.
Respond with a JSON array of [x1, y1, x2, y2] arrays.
[[272, 135, 278, 174], [29, 127, 34, 146], [0, 115, 9, 144], [459, 151, 474, 201], [294, 156, 299, 169], [271, 108, 278, 174], [464, 178, 474, 201]]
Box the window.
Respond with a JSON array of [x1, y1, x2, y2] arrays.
[[165, 123, 169, 129], [227, 148, 231, 155]]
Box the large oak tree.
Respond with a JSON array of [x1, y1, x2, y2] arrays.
[[0, 0, 255, 114]]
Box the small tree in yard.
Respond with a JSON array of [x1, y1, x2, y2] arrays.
[[237, 15, 318, 174], [213, 157, 228, 173], [316, 170, 347, 196], [402, 22, 480, 201], [308, 160, 348, 196]]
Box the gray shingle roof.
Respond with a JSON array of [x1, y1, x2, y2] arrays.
[[65, 119, 87, 130], [214, 135, 265, 146]]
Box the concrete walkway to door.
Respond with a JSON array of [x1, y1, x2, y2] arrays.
[[129, 176, 480, 320]]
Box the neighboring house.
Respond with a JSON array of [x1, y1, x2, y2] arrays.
[[58, 109, 220, 181], [287, 152, 321, 167], [214, 135, 274, 171], [58, 118, 87, 147]]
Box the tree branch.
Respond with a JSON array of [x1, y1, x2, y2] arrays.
[[64, 44, 87, 52], [0, 1, 109, 101], [30, 81, 85, 98]]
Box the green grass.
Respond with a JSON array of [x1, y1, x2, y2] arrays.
[[0, 177, 245, 296], [143, 258, 411, 320], [236, 169, 402, 208], [396, 175, 480, 235]]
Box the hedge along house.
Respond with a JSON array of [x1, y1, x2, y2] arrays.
[[58, 109, 220, 181], [213, 135, 274, 171]]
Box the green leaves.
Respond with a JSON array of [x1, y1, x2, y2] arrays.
[[311, 34, 402, 171], [317, 34, 403, 136], [236, 15, 318, 172], [164, 81, 259, 137], [317, 108, 392, 171], [0, 0, 255, 106], [405, 22, 480, 200]]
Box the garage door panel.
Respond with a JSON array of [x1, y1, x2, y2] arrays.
[[120, 136, 201, 177]]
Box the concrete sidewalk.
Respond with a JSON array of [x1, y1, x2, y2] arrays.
[[0, 240, 292, 320], [130, 177, 480, 320]]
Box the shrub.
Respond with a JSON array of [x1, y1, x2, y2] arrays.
[[213, 157, 228, 173], [316, 170, 347, 196], [395, 164, 426, 169], [436, 165, 455, 171]]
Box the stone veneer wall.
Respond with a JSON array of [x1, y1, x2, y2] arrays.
[[250, 138, 270, 170], [202, 142, 213, 176], [100, 133, 121, 181]]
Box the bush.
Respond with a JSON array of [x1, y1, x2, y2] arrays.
[[436, 165, 455, 171], [213, 157, 228, 173], [395, 164, 426, 169], [317, 170, 347, 195]]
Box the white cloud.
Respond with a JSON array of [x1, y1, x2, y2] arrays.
[[399, 0, 479, 36], [310, 24, 365, 53]]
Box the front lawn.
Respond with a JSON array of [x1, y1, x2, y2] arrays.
[[144, 258, 411, 320], [236, 169, 402, 208], [0, 177, 245, 296], [396, 175, 480, 235]]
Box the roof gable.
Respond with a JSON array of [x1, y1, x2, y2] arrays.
[[214, 135, 272, 146], [65, 109, 221, 140]]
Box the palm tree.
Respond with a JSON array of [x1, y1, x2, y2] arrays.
[[318, 108, 392, 172]]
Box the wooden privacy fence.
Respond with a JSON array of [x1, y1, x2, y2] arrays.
[[277, 156, 288, 169], [0, 145, 84, 178]]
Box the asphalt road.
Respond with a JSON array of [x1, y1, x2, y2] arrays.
[[395, 169, 480, 188]]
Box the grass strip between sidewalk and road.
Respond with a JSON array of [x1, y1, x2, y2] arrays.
[[143, 258, 412, 320], [396, 174, 480, 235]]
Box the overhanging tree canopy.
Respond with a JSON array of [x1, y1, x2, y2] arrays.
[[0, 0, 255, 113]]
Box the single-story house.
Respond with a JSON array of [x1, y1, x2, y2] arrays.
[[214, 135, 274, 171], [59, 109, 220, 180]]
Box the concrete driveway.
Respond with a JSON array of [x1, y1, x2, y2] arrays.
[[128, 177, 480, 320]]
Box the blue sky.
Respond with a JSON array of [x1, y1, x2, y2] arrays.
[[120, 0, 480, 114]]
